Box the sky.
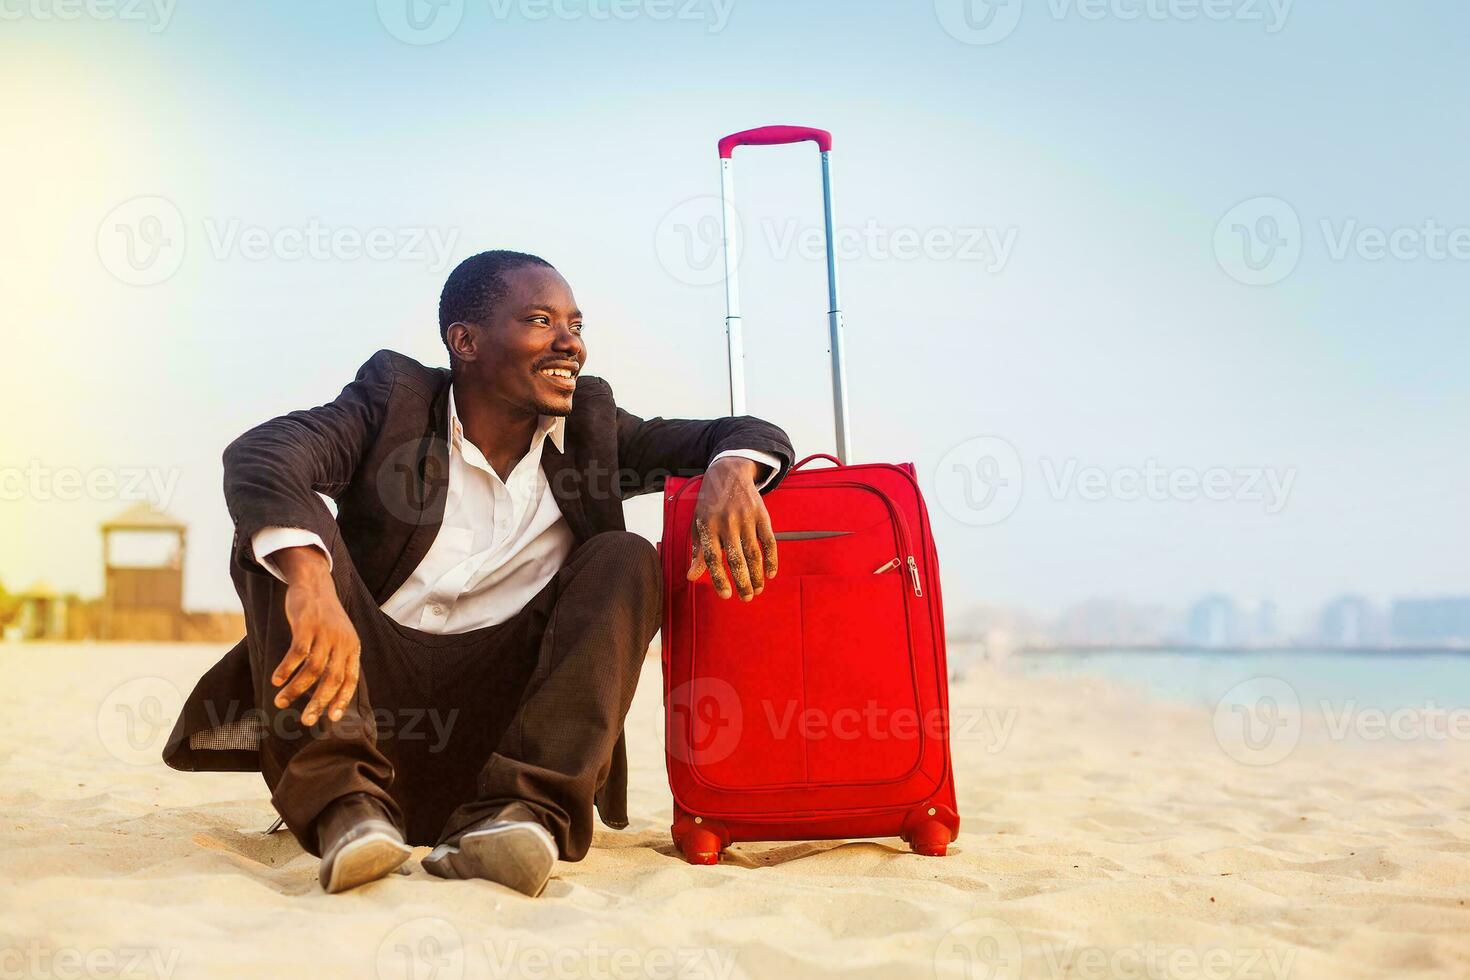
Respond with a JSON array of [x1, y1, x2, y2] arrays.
[[1, 0, 1466, 631]]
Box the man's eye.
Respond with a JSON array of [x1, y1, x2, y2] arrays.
[[530, 316, 550, 325], [571, 323, 584, 334]]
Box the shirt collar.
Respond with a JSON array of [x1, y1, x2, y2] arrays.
[[448, 388, 566, 455]]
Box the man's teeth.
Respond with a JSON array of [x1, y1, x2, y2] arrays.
[[540, 368, 575, 379]]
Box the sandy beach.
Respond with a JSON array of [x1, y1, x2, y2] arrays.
[[2, 642, 1468, 980]]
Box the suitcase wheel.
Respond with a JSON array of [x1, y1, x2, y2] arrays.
[[902, 804, 959, 857], [908, 821, 949, 857], [681, 828, 724, 865], [672, 811, 728, 865]]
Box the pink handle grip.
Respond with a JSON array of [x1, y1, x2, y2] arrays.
[[718, 125, 833, 159]]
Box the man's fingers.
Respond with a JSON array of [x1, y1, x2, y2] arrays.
[[277, 650, 327, 706], [303, 659, 346, 727], [724, 541, 754, 602], [271, 640, 315, 706], [741, 526, 765, 594], [702, 536, 732, 598], [328, 657, 360, 722], [686, 538, 706, 582], [756, 514, 779, 580], [271, 640, 310, 691]]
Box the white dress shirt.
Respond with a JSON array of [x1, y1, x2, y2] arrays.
[[253, 390, 779, 634]]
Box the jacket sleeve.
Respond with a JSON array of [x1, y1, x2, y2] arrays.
[[613, 393, 796, 500], [222, 350, 397, 573]]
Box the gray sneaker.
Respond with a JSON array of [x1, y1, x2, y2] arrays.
[[423, 803, 558, 897], [316, 793, 412, 894]]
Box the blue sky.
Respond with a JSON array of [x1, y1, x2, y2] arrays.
[[2, 0, 1466, 629]]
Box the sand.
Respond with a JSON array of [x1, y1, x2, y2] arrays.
[[2, 642, 1468, 980]]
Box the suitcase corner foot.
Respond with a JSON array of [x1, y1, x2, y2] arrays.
[[902, 803, 959, 858], [672, 811, 727, 866], [908, 822, 949, 857]]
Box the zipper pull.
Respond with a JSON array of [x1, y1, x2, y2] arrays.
[[906, 556, 923, 597], [872, 557, 901, 575]]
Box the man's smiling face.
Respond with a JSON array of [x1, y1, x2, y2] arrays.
[[453, 264, 586, 417]]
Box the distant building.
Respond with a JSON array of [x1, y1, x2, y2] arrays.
[[1053, 598, 1167, 647], [1186, 594, 1244, 648], [1319, 595, 1375, 647], [5, 503, 244, 644], [1391, 598, 1470, 647]]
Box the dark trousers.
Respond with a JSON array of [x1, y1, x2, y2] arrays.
[[234, 530, 661, 861]]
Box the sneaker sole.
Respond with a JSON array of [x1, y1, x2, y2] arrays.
[[425, 824, 557, 897], [323, 831, 413, 894]]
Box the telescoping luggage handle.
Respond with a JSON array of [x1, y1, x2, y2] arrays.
[[718, 125, 853, 464]]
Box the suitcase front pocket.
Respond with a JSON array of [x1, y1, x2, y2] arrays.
[[686, 570, 923, 792]]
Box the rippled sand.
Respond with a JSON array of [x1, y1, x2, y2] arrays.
[[2, 643, 1468, 979]]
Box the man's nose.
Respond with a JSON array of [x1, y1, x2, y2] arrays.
[[552, 325, 583, 355]]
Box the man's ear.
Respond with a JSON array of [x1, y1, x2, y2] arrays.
[[446, 321, 478, 363]]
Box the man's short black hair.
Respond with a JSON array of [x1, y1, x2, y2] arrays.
[[438, 250, 555, 351]]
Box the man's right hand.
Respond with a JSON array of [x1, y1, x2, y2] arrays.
[[269, 545, 361, 727]]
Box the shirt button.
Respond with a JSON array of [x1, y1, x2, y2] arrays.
[[430, 604, 445, 617]]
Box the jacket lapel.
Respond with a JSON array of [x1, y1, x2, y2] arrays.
[[376, 378, 453, 603], [541, 438, 593, 543]]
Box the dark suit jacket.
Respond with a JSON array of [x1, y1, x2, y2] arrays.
[[163, 349, 795, 829]]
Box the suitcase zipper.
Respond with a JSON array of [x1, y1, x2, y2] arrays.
[[874, 555, 922, 597]]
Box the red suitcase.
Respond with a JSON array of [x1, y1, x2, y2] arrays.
[[659, 126, 960, 865]]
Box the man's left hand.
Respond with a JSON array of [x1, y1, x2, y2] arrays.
[[687, 457, 778, 602]]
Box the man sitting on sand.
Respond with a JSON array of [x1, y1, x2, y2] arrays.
[[163, 250, 792, 895]]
